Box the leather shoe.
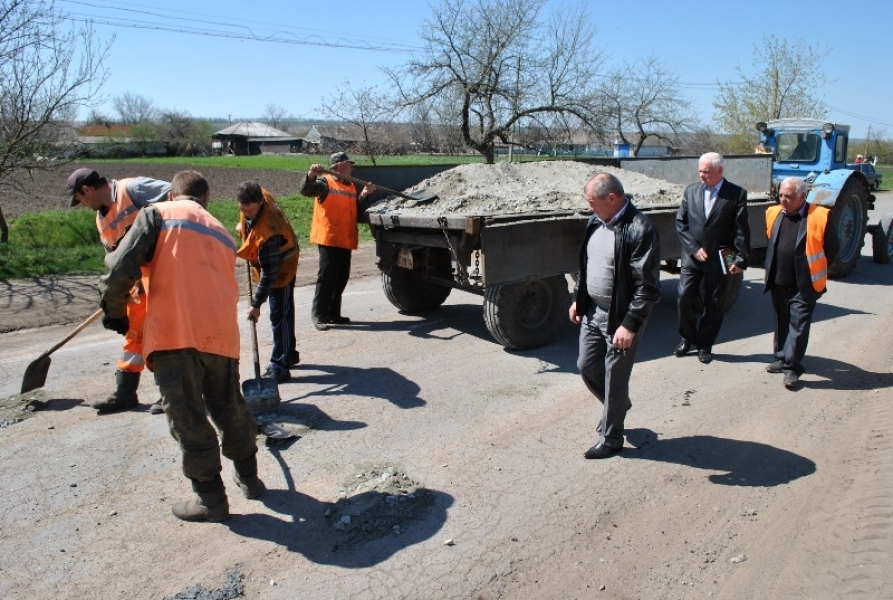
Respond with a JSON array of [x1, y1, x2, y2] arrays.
[[783, 371, 799, 389], [698, 349, 713, 364], [263, 369, 290, 384], [312, 316, 329, 331], [674, 340, 691, 357], [766, 360, 784, 373], [328, 315, 351, 325], [584, 443, 623, 460]]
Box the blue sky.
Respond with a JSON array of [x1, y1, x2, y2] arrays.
[[62, 0, 892, 140]]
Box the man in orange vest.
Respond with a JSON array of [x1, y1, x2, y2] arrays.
[[298, 152, 375, 331], [236, 181, 300, 383], [67, 168, 169, 415], [99, 171, 261, 522], [764, 177, 839, 390]]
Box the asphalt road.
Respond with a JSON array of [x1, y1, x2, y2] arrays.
[[0, 193, 891, 599]]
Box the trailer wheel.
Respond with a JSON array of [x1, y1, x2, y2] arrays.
[[872, 213, 893, 264], [827, 179, 868, 279], [483, 275, 568, 350], [382, 247, 452, 313]]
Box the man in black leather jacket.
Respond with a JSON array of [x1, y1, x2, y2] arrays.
[[569, 172, 661, 459]]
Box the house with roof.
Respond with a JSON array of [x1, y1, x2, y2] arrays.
[[211, 122, 302, 155]]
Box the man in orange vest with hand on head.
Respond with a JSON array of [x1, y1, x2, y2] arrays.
[[298, 152, 375, 331], [764, 177, 838, 390], [99, 170, 261, 522], [67, 168, 169, 414]]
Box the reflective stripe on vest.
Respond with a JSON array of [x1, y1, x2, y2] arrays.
[[97, 179, 139, 251], [141, 199, 241, 362], [309, 175, 359, 249]]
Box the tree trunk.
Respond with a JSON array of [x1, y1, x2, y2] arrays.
[[0, 206, 8, 244]]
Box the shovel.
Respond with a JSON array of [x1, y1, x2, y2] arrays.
[[317, 168, 438, 206], [21, 308, 103, 394], [241, 263, 281, 413]]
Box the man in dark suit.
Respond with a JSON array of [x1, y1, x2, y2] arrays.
[[764, 177, 838, 390], [674, 152, 750, 363]]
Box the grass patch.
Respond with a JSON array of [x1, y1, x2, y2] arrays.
[[1, 195, 372, 280]]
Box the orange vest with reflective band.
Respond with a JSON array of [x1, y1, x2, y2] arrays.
[[237, 189, 300, 287], [140, 199, 241, 363], [309, 175, 358, 249], [766, 204, 830, 292], [97, 179, 139, 251]]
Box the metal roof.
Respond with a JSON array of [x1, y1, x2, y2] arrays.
[[213, 122, 294, 138]]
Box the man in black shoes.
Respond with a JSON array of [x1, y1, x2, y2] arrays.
[[674, 153, 750, 364], [570, 173, 661, 460]]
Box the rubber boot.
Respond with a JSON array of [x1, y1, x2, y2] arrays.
[[172, 475, 229, 522], [233, 455, 263, 499], [91, 370, 140, 412]]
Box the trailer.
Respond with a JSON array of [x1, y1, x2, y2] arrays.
[[359, 155, 775, 350]]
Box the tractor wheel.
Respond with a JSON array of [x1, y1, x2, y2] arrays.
[[827, 179, 869, 279], [483, 275, 569, 350], [382, 247, 452, 313], [872, 213, 893, 264]]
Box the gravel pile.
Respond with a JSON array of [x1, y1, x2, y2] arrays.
[[367, 161, 685, 216]]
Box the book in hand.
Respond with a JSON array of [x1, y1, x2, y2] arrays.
[[718, 248, 737, 275]]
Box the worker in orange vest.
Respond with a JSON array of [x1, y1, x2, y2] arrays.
[[99, 170, 261, 522], [67, 168, 169, 415], [236, 181, 300, 383], [298, 152, 375, 331]]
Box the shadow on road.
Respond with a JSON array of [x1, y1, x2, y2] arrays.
[[289, 363, 426, 410], [223, 445, 454, 568], [624, 428, 816, 487]]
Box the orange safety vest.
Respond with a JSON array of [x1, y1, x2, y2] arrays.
[[140, 199, 241, 364], [766, 204, 830, 292], [96, 179, 140, 251], [309, 174, 359, 249], [237, 189, 300, 287]]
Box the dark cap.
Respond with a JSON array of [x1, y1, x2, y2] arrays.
[[329, 151, 354, 167], [67, 168, 100, 207]]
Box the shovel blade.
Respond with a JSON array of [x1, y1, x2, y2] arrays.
[[21, 354, 52, 394], [242, 377, 281, 414]]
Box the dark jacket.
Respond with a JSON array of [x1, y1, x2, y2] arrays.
[[675, 178, 750, 272], [574, 202, 662, 335]]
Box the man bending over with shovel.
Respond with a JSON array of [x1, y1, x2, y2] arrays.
[[298, 152, 375, 331], [236, 181, 300, 383], [68, 168, 169, 415], [99, 170, 262, 522]]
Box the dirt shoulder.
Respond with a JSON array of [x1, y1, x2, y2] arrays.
[[0, 242, 380, 334]]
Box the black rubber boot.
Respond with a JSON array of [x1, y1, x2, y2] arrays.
[[172, 475, 229, 522], [233, 455, 263, 499], [91, 370, 140, 412]]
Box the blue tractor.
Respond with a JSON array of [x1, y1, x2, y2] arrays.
[[757, 118, 891, 276]]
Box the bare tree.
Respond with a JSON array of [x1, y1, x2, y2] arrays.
[[159, 109, 212, 156], [387, 0, 605, 163], [714, 36, 831, 153], [603, 55, 696, 156], [318, 82, 396, 165], [261, 103, 290, 130], [0, 0, 111, 243], [112, 91, 157, 125]]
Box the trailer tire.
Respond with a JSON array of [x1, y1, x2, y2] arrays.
[[382, 247, 452, 313], [872, 213, 893, 264], [483, 275, 568, 350], [827, 179, 868, 279]]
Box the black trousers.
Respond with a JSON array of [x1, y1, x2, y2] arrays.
[[769, 284, 816, 376], [677, 266, 730, 349], [313, 245, 352, 320]]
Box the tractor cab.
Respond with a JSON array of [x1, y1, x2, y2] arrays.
[[756, 119, 849, 184]]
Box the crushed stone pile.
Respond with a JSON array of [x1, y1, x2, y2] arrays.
[[367, 161, 685, 216]]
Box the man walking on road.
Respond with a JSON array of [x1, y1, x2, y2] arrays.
[[67, 168, 169, 414], [569, 172, 661, 459], [764, 177, 838, 390], [674, 152, 750, 364], [99, 170, 262, 522], [298, 152, 375, 331], [236, 181, 300, 383]]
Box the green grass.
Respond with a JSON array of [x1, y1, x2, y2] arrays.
[[0, 195, 372, 280], [875, 164, 891, 192]]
